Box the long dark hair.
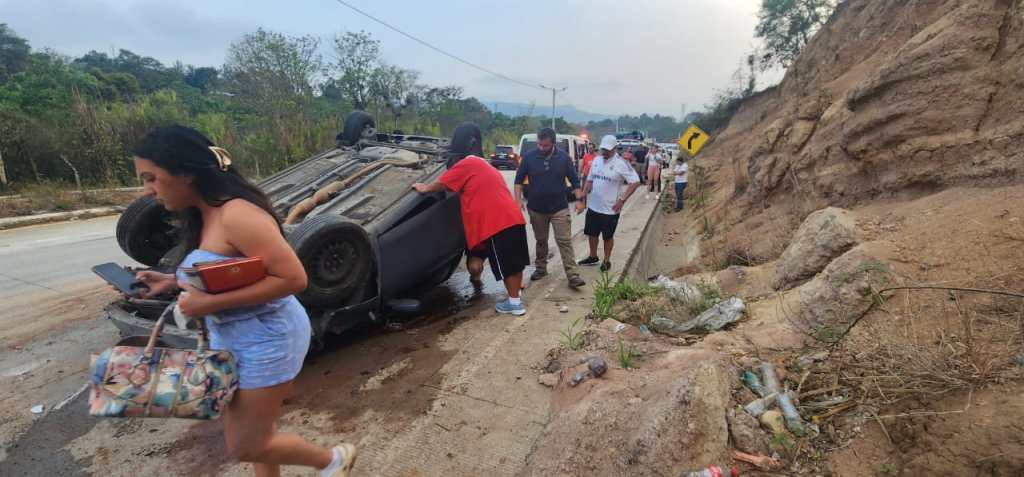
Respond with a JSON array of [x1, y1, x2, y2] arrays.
[[132, 125, 281, 251]]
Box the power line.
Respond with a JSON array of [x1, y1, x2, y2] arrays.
[[331, 0, 543, 91]]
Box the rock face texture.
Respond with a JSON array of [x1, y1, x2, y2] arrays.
[[709, 0, 1024, 212]]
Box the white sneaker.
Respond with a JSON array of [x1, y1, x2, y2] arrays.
[[320, 444, 358, 477]]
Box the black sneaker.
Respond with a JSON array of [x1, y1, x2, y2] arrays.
[[578, 256, 600, 266], [530, 269, 548, 281], [600, 261, 611, 272]]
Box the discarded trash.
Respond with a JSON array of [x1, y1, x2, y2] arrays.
[[587, 357, 608, 377], [569, 371, 587, 387], [776, 392, 806, 436], [742, 370, 767, 397], [650, 315, 686, 337], [30, 404, 44, 415], [743, 392, 779, 417], [797, 350, 830, 368], [638, 324, 651, 334], [681, 464, 740, 477], [559, 305, 569, 313], [614, 323, 627, 333], [653, 297, 746, 336], [731, 450, 781, 470], [760, 362, 782, 395], [651, 275, 703, 302], [1015, 354, 1024, 367], [760, 410, 786, 434]]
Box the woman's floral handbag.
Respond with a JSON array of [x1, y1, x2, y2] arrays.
[[88, 304, 238, 419]]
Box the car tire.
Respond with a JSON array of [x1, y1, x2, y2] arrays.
[[288, 215, 374, 307], [116, 196, 178, 267], [338, 111, 376, 147]]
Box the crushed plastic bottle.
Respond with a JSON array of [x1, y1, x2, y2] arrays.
[[743, 392, 778, 417], [681, 464, 739, 477], [741, 370, 767, 397]]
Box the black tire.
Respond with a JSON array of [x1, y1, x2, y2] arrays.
[[288, 215, 374, 307], [116, 196, 178, 267], [338, 111, 376, 146]]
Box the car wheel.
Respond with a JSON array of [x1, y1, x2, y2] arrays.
[[116, 196, 178, 267], [338, 111, 376, 147], [288, 215, 374, 307]]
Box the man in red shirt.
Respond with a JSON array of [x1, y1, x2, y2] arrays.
[[580, 142, 597, 180], [413, 123, 530, 315]]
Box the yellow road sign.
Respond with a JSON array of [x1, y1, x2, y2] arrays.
[[678, 124, 710, 157]]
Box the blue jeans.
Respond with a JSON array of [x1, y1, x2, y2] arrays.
[[674, 182, 687, 210]]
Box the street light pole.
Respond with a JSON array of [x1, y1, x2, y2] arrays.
[[538, 84, 567, 131]]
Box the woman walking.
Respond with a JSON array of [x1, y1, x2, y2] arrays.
[[131, 126, 357, 477], [646, 145, 663, 198]]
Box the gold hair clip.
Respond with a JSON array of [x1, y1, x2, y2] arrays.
[[209, 146, 232, 172]]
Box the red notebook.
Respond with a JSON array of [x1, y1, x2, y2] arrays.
[[181, 257, 265, 293]]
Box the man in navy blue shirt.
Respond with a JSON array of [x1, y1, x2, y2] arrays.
[[514, 128, 586, 288]]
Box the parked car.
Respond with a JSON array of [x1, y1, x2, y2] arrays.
[[617, 139, 649, 182], [106, 111, 471, 349], [489, 145, 519, 170], [518, 133, 588, 171]]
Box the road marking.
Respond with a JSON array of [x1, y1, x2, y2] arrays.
[[54, 383, 89, 411]]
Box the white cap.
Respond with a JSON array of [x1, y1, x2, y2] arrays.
[[599, 135, 618, 151]]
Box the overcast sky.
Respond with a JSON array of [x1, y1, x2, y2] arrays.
[[1, 0, 778, 117]]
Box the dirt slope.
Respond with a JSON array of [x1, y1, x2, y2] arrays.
[[699, 0, 1023, 262]]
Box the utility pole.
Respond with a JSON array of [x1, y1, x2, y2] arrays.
[[538, 84, 566, 131]]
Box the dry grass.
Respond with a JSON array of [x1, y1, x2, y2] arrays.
[[803, 289, 1024, 411], [0, 183, 137, 218]]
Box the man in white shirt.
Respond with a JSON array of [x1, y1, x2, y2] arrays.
[[577, 135, 641, 272], [673, 156, 689, 211]]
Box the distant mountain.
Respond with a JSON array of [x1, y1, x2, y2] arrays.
[[480, 100, 616, 124]]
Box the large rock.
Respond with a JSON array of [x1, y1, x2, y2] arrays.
[[797, 244, 892, 341], [772, 207, 857, 290], [523, 351, 732, 477], [727, 408, 769, 454]]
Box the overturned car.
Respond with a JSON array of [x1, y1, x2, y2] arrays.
[[106, 112, 468, 348]]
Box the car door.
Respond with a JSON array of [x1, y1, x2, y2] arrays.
[[376, 191, 465, 298]]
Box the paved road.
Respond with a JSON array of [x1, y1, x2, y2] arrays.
[[0, 215, 134, 302], [0, 169, 582, 307]]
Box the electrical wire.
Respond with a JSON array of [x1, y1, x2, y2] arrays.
[[331, 0, 543, 90]]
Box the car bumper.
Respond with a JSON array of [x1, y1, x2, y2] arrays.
[[105, 302, 199, 349]]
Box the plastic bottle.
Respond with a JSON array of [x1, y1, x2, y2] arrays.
[[681, 465, 739, 477], [741, 370, 767, 397], [759, 361, 781, 394], [743, 392, 778, 417], [776, 392, 806, 436]]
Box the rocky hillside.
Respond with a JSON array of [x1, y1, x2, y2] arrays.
[[699, 0, 1023, 260]]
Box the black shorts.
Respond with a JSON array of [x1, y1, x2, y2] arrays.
[[466, 224, 530, 281], [584, 209, 620, 240]]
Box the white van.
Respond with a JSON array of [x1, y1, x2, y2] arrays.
[[518, 133, 589, 169]]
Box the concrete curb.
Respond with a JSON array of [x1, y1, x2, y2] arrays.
[[0, 206, 125, 231]]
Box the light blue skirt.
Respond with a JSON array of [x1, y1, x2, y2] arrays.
[[205, 297, 311, 390]]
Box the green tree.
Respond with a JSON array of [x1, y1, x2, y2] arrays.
[[331, 31, 380, 111], [755, 0, 834, 70], [0, 24, 30, 82]]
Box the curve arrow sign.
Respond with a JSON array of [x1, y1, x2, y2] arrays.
[[687, 132, 701, 151]]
